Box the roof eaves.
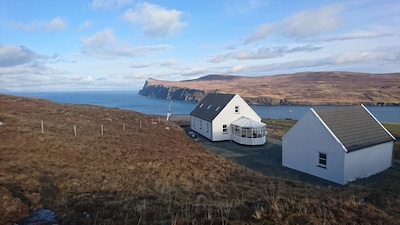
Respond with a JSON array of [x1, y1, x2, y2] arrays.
[[311, 108, 349, 153], [361, 104, 396, 141]]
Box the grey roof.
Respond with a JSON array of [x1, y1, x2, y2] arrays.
[[190, 93, 235, 122], [315, 105, 395, 152]]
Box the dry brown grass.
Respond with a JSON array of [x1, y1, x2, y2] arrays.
[[1, 94, 399, 224]]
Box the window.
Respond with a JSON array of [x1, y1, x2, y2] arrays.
[[207, 104, 212, 109], [215, 106, 221, 111], [318, 153, 327, 168], [222, 124, 227, 133], [199, 103, 204, 108], [235, 105, 239, 113], [232, 125, 241, 136]]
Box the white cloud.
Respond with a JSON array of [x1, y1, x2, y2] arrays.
[[79, 20, 94, 30], [232, 49, 400, 75], [209, 45, 322, 63], [48, 17, 68, 31], [245, 23, 276, 44], [159, 59, 179, 67], [332, 50, 399, 64], [90, 0, 132, 9], [282, 5, 341, 37], [0, 44, 42, 67], [80, 28, 172, 59], [130, 59, 179, 68], [80, 28, 117, 48], [0, 44, 67, 77], [231, 64, 248, 73], [319, 30, 388, 41], [11, 16, 67, 32], [245, 5, 342, 43], [121, 2, 187, 37]]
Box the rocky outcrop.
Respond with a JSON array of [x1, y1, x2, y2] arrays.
[[139, 80, 207, 102]]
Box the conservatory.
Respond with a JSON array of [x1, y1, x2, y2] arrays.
[[231, 116, 267, 145]]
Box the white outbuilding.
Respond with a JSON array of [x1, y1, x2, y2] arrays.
[[282, 104, 396, 185], [190, 93, 266, 145]]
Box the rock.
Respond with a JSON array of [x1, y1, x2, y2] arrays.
[[16, 208, 58, 225]]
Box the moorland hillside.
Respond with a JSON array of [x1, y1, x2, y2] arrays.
[[0, 94, 399, 224]]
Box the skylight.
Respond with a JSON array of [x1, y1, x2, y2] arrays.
[[199, 103, 204, 108], [207, 104, 212, 109], [215, 106, 221, 111]]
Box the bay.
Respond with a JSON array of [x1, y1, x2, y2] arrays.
[[4, 90, 400, 122]]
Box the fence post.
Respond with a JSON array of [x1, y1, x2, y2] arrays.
[[74, 125, 77, 136], [123, 123, 125, 131], [41, 120, 44, 134], [101, 124, 104, 135]]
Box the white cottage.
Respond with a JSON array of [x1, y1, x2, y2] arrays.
[[190, 93, 266, 145], [282, 105, 396, 185]]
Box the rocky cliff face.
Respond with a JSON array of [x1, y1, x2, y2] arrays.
[[139, 80, 207, 102], [139, 80, 290, 105]]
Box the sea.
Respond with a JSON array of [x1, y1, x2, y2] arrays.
[[3, 90, 400, 123]]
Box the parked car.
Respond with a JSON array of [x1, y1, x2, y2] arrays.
[[187, 130, 198, 138]]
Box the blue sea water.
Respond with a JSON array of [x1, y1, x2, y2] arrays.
[[3, 90, 400, 122]]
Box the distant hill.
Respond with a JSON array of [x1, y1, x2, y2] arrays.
[[139, 71, 400, 105]]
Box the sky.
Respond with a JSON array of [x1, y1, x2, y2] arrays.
[[0, 0, 399, 91]]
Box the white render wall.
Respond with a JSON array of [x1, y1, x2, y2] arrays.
[[191, 116, 212, 140], [212, 94, 261, 141], [282, 109, 346, 185], [231, 134, 266, 145], [344, 141, 393, 183]]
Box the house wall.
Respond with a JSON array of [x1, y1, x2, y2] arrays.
[[232, 134, 266, 145], [282, 109, 346, 185], [191, 116, 212, 140], [344, 141, 393, 183], [212, 94, 261, 141]]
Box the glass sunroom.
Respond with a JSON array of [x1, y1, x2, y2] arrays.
[[231, 116, 267, 145]]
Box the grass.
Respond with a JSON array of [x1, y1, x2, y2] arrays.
[[1, 94, 400, 224], [262, 118, 297, 139]]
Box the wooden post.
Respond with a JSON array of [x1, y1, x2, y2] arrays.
[[41, 120, 44, 134], [123, 123, 125, 131], [151, 118, 153, 125], [158, 117, 161, 123], [74, 125, 77, 136], [101, 124, 104, 135], [140, 121, 142, 128]]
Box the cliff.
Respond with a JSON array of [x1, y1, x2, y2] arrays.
[[139, 72, 400, 106], [139, 79, 206, 101]]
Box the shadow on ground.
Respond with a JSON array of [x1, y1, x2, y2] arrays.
[[189, 129, 339, 187]]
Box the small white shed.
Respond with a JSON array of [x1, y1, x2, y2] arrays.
[[190, 93, 266, 145], [282, 105, 396, 185]]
